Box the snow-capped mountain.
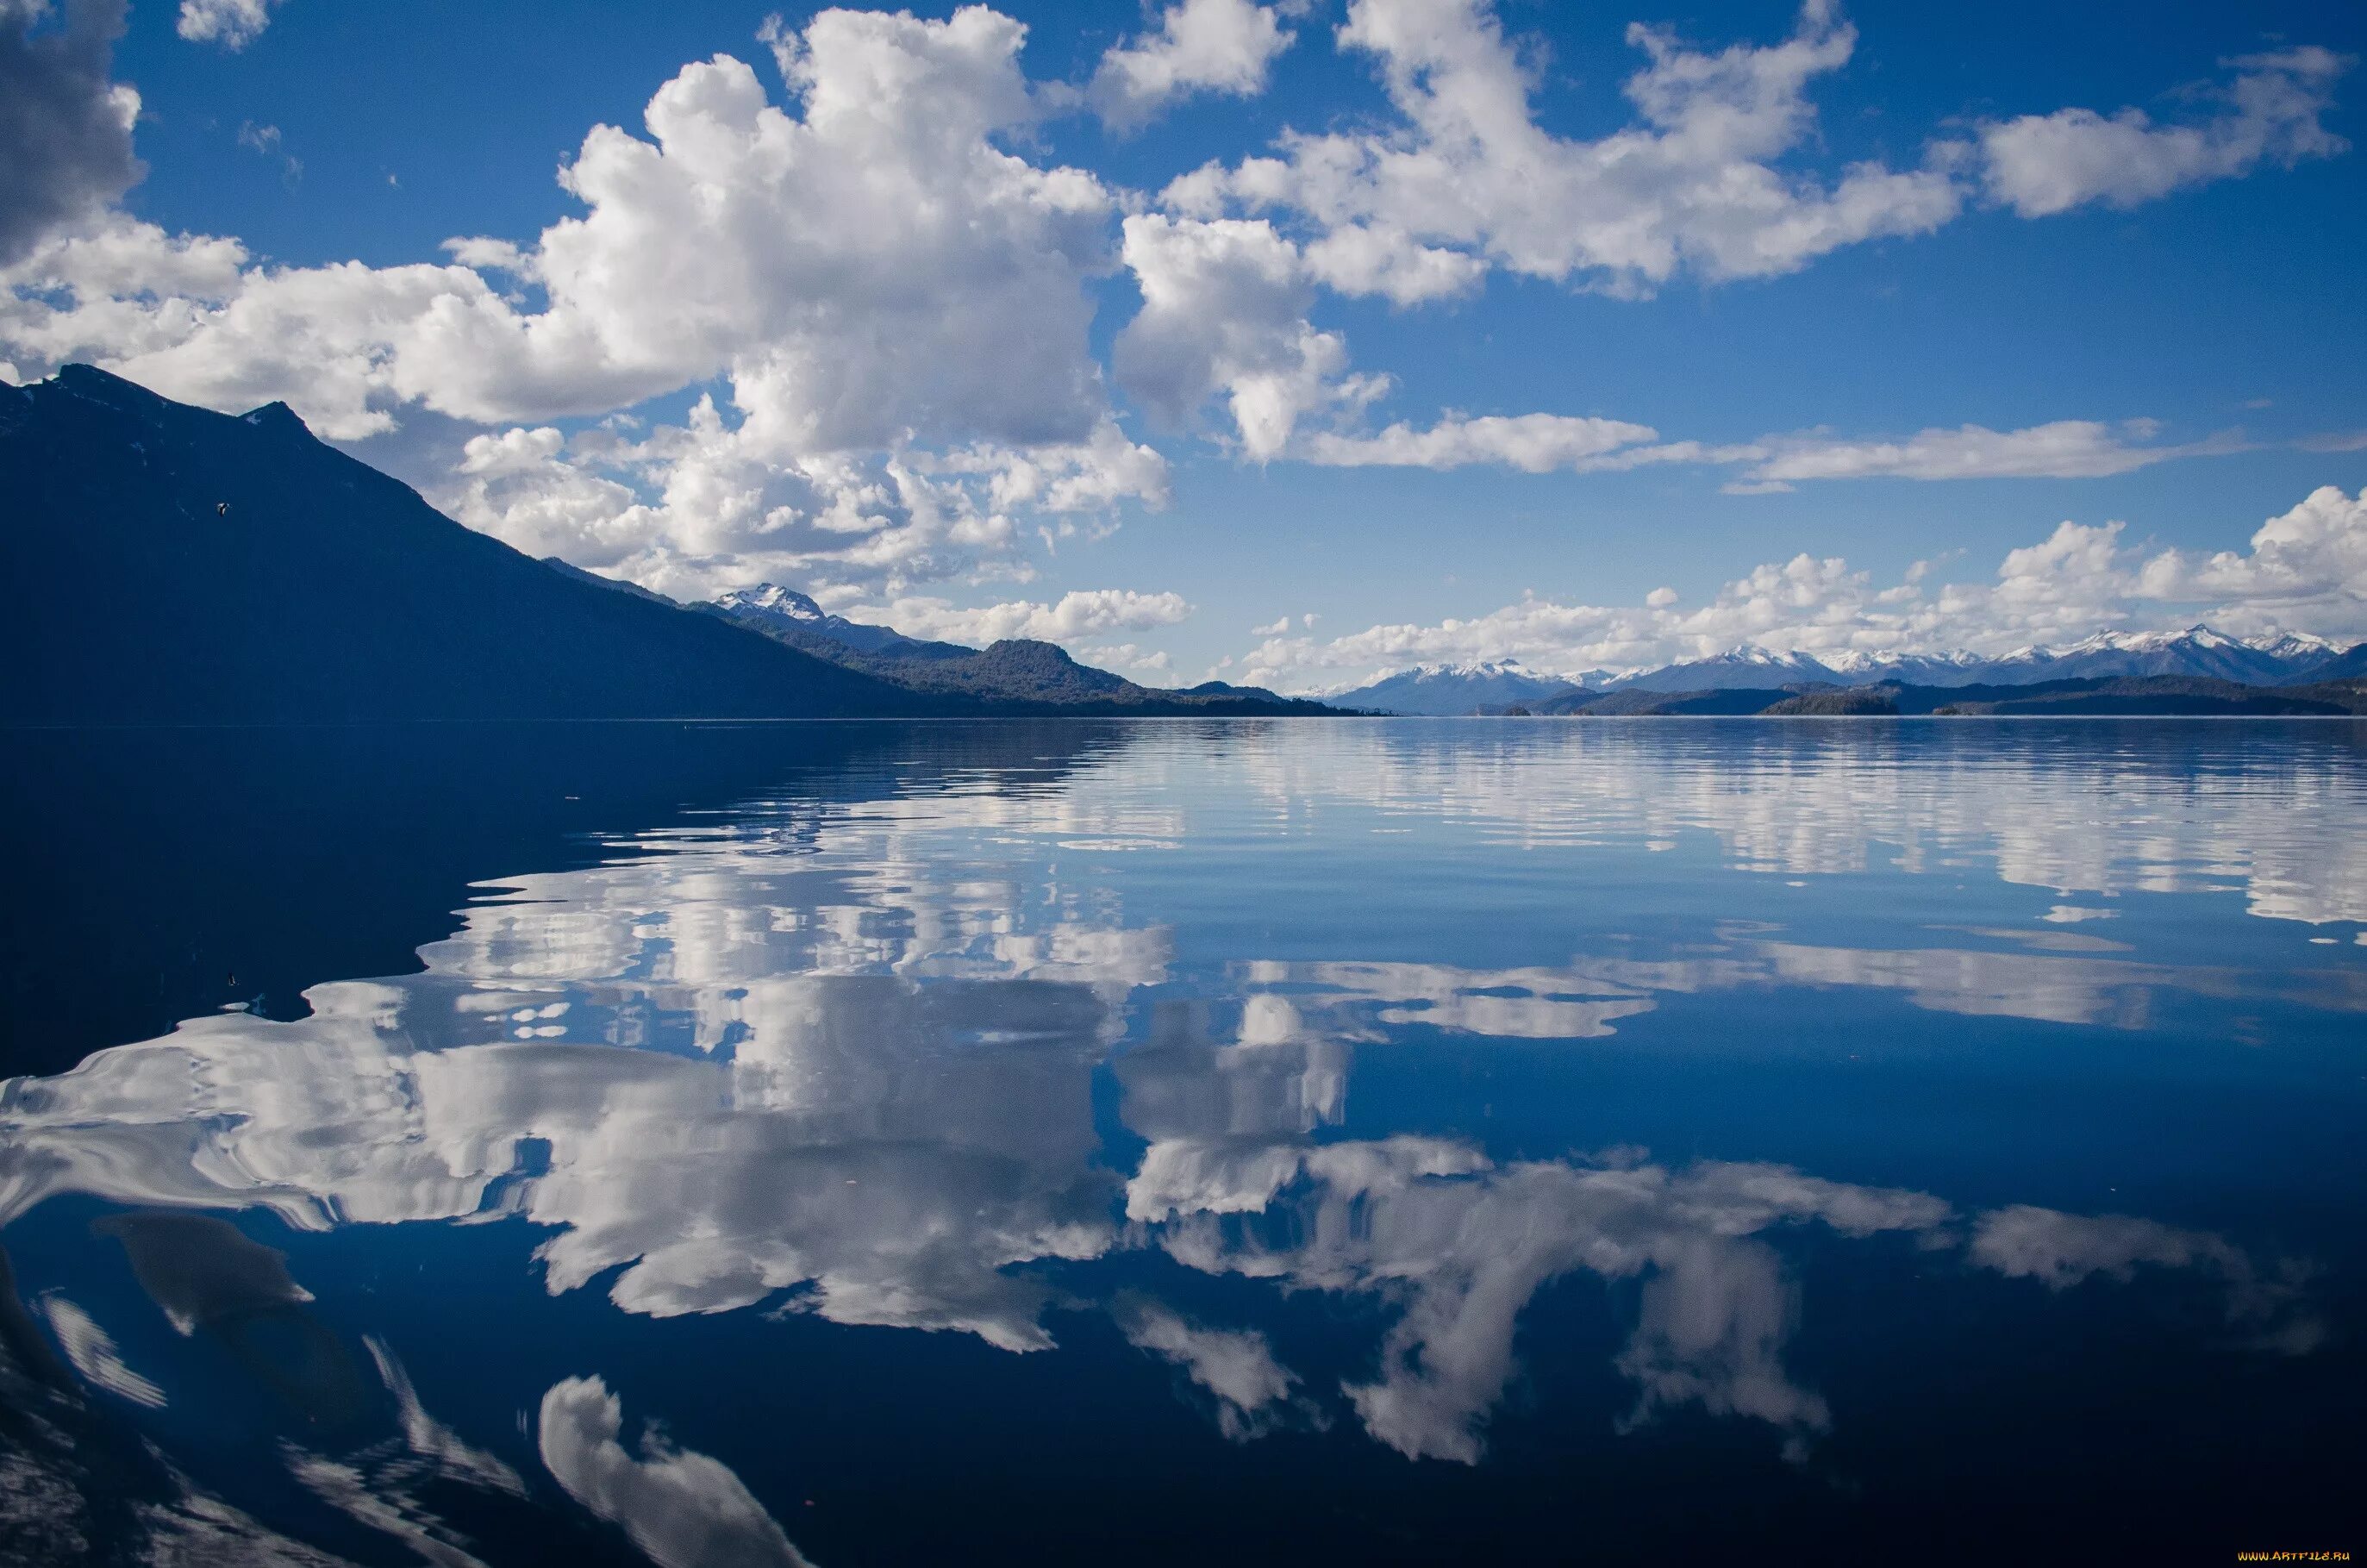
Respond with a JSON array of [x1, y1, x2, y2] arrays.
[[1596, 626, 2350, 692], [2289, 641, 2367, 683], [1328, 660, 1589, 715], [2253, 632, 2346, 666], [1817, 648, 1995, 687], [1401, 625, 2360, 703], [709, 584, 966, 659], [1608, 647, 1842, 692], [715, 582, 828, 624], [1970, 626, 2341, 686]]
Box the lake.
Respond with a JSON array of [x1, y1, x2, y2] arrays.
[[2, 719, 2361, 1565]]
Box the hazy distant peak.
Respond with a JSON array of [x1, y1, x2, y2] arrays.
[[1613, 624, 2356, 691], [1327, 660, 1594, 714], [2003, 624, 2326, 661], [1604, 647, 1840, 692]]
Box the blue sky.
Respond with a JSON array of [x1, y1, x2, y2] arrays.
[[8, 0, 2366, 689]]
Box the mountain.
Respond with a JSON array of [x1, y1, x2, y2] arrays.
[[2251, 632, 2348, 667], [1532, 674, 2367, 717], [1818, 648, 1995, 687], [1177, 678, 1299, 703], [1906, 675, 2366, 715], [1608, 647, 1843, 691], [1761, 686, 1904, 715], [709, 584, 971, 661], [809, 636, 1131, 703], [706, 582, 1334, 713], [1276, 624, 2360, 715], [1594, 627, 2349, 693], [2282, 640, 2367, 684], [1327, 661, 1588, 715], [1970, 626, 2339, 686], [2, 367, 1323, 722], [2, 366, 949, 722], [540, 556, 680, 607]]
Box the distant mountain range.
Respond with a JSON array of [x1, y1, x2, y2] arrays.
[[1530, 674, 2367, 718], [696, 584, 1306, 709], [9, 365, 2362, 726], [1808, 626, 2349, 689], [1, 366, 1319, 722], [1332, 627, 2364, 713]]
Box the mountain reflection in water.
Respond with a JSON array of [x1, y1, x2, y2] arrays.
[[1, 720, 2361, 1565]]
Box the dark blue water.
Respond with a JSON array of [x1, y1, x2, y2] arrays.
[[2, 720, 2362, 1565]]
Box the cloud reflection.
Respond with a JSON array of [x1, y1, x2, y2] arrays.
[[1111, 1292, 1319, 1442], [1227, 723, 2367, 927], [540, 1376, 812, 1568], [0, 720, 2347, 1500], [1241, 928, 2367, 1038]]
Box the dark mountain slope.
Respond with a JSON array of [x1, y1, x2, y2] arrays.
[[3, 366, 943, 722], [541, 555, 681, 608], [843, 637, 1136, 703], [1763, 686, 1901, 715]]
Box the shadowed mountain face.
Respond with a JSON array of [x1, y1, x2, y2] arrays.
[[1, 366, 944, 722]]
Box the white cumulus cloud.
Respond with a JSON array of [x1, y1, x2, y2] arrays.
[[1090, 0, 1299, 128], [8, 7, 1124, 443], [862, 588, 1193, 646], [435, 396, 1170, 601], [1979, 47, 2351, 218], [176, 0, 280, 51], [2133, 484, 2367, 630], [1115, 212, 1382, 459], [1163, 0, 1964, 299]]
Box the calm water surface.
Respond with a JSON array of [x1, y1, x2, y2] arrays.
[[2, 720, 2362, 1565]]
